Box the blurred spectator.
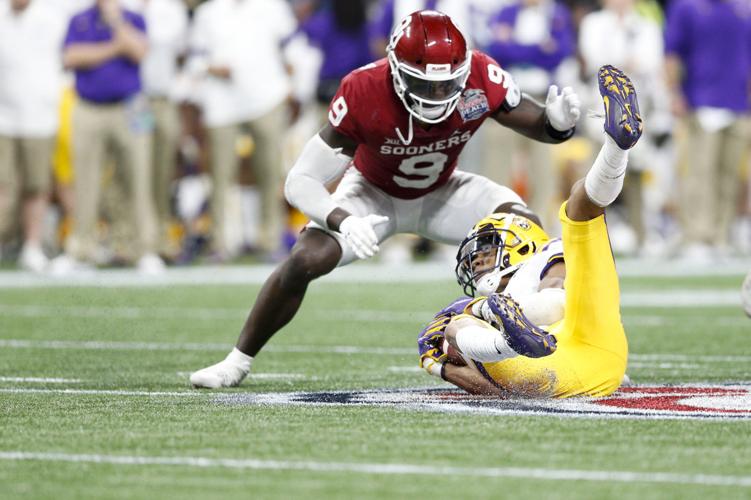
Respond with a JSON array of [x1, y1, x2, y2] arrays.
[[665, 0, 751, 259], [300, 0, 373, 113], [579, 0, 667, 250], [52, 0, 163, 275], [483, 0, 575, 230], [189, 0, 297, 260], [140, 0, 189, 259], [0, 0, 66, 272]]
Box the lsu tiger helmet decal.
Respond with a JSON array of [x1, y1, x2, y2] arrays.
[[455, 213, 550, 297]]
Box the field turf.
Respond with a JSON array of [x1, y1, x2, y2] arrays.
[[1, 264, 750, 499]]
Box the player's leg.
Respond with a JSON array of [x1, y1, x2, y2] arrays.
[[189, 229, 342, 389], [190, 169, 396, 388], [560, 64, 642, 355]]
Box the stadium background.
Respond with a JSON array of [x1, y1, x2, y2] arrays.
[[1, 0, 749, 270]]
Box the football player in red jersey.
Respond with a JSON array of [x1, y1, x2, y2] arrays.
[[190, 10, 581, 388]]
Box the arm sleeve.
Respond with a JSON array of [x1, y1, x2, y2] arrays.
[[63, 16, 81, 47], [283, 134, 353, 228]]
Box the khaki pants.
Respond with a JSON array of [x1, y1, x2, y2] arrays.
[[0, 135, 53, 239], [679, 115, 750, 246], [482, 123, 558, 231], [66, 98, 156, 261], [150, 96, 180, 252], [208, 103, 286, 255]]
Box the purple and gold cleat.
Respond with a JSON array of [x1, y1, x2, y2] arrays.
[[486, 293, 556, 358], [598, 65, 643, 149]]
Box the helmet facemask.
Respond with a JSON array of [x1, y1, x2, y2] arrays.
[[387, 51, 471, 124], [455, 214, 549, 297]]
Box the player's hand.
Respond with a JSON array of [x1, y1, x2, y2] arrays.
[[338, 214, 389, 259], [545, 85, 581, 131], [418, 317, 449, 378]]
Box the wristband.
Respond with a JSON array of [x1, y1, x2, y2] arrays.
[[544, 118, 575, 141]]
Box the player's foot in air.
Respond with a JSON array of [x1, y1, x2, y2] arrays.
[[742, 271, 751, 318], [486, 293, 557, 358], [598, 65, 642, 149], [190, 351, 251, 388]]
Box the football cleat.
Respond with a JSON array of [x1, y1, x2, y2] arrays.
[[598, 65, 642, 149], [190, 359, 249, 389], [485, 293, 557, 358], [742, 271, 751, 318]]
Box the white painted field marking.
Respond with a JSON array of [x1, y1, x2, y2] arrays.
[[0, 304, 430, 322], [0, 388, 200, 397], [0, 258, 747, 288], [0, 377, 81, 383], [1, 338, 750, 363], [627, 362, 701, 370], [387, 366, 422, 373], [0, 451, 749, 487]]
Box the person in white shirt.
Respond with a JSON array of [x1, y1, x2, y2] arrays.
[[188, 0, 298, 259], [140, 0, 189, 258], [578, 0, 668, 251], [0, 0, 66, 272]]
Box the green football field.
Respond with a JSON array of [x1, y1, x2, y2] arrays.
[[1, 264, 750, 499]]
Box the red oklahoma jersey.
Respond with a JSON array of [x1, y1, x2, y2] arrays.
[[328, 50, 519, 200]]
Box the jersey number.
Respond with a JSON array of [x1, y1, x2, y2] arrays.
[[328, 96, 348, 127], [393, 152, 448, 189]]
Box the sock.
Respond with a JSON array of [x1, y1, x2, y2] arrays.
[[584, 135, 629, 207], [455, 324, 518, 363], [225, 347, 253, 372]]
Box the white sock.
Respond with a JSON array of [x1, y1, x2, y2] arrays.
[[225, 347, 253, 371], [584, 135, 629, 207], [455, 324, 518, 363]]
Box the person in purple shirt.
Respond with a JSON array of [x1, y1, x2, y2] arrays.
[[51, 0, 164, 276], [481, 0, 575, 232], [664, 0, 751, 259], [300, 0, 373, 106]]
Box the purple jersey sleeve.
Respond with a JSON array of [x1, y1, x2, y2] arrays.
[[371, 0, 395, 39], [436, 297, 474, 318], [664, 0, 691, 58], [485, 4, 574, 71]]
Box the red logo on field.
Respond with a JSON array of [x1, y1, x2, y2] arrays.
[[594, 386, 751, 416]]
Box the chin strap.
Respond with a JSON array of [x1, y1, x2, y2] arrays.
[[395, 113, 414, 146]]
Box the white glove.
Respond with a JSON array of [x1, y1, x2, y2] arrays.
[[545, 85, 581, 131], [339, 214, 389, 259]]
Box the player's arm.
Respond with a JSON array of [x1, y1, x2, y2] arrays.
[[517, 261, 566, 326], [284, 124, 388, 259], [539, 261, 565, 290], [492, 90, 579, 144], [284, 124, 356, 230], [442, 363, 505, 396]]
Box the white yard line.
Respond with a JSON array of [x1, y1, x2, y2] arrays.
[[0, 258, 747, 289], [1, 338, 750, 363], [0, 377, 81, 383], [0, 451, 749, 487], [0, 388, 200, 397]]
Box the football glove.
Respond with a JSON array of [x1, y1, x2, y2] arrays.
[[418, 316, 450, 378], [545, 85, 581, 132], [339, 214, 389, 259]]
